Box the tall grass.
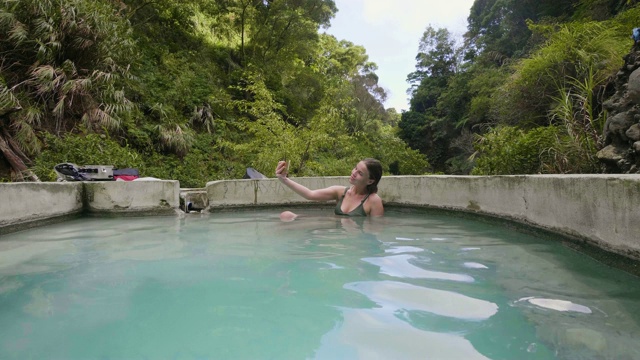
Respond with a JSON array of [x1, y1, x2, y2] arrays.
[[547, 63, 606, 173]]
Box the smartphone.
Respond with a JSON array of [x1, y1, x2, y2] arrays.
[[283, 153, 290, 173]]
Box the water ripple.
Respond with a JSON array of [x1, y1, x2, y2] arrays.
[[362, 254, 475, 283], [345, 280, 498, 320]]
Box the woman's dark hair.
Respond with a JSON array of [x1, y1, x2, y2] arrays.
[[363, 158, 382, 194]]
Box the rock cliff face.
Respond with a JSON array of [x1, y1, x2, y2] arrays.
[[599, 48, 640, 173]]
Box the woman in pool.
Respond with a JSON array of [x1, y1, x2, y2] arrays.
[[275, 158, 384, 221]]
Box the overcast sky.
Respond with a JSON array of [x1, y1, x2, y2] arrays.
[[324, 0, 475, 111]]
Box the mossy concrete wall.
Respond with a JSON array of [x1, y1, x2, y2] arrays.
[[84, 181, 179, 215], [206, 175, 640, 261], [0, 181, 180, 234], [0, 182, 83, 232]]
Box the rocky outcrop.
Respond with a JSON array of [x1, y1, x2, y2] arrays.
[[600, 49, 640, 173]]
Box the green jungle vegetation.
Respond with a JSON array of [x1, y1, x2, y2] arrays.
[[0, 0, 638, 187]]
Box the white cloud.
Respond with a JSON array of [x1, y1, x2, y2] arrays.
[[362, 0, 472, 34]]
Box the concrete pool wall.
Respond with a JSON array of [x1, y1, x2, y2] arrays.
[[0, 180, 179, 234], [0, 175, 638, 262], [205, 174, 640, 261]]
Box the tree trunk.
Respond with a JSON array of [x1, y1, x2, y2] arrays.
[[3, 129, 31, 165], [0, 132, 39, 182]]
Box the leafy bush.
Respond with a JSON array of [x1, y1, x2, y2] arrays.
[[493, 21, 628, 126], [472, 126, 559, 175]]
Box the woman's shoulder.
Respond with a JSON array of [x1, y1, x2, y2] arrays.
[[366, 192, 384, 216], [368, 192, 383, 202], [366, 193, 383, 208]]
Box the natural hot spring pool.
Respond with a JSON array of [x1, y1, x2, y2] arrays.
[[0, 208, 639, 359]]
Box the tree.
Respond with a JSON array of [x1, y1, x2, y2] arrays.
[[400, 26, 461, 172], [398, 111, 429, 154], [407, 26, 458, 95], [573, 0, 640, 20], [0, 0, 136, 180], [465, 0, 578, 60]]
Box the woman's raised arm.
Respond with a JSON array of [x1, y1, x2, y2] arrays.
[[276, 160, 342, 201]]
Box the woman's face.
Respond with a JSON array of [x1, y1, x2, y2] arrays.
[[349, 161, 372, 187]]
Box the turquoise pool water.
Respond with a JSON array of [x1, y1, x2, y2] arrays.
[[0, 209, 639, 359]]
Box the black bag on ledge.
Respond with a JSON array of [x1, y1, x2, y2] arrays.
[[54, 163, 115, 181], [243, 168, 267, 179]]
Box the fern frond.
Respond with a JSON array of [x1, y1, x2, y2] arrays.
[[11, 119, 40, 155], [71, 36, 94, 50], [8, 21, 27, 44], [30, 65, 55, 82], [23, 106, 43, 127], [32, 17, 54, 37], [92, 70, 114, 83], [0, 10, 15, 28], [84, 107, 121, 131], [0, 87, 20, 113], [53, 95, 65, 119]]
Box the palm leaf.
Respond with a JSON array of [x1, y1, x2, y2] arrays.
[[8, 20, 27, 44], [0, 87, 20, 114], [83, 107, 121, 131], [11, 119, 40, 155], [53, 95, 66, 119], [22, 106, 43, 127]]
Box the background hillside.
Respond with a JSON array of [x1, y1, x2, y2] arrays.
[[1, 0, 638, 186]]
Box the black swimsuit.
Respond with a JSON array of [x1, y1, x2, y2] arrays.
[[334, 187, 369, 216]]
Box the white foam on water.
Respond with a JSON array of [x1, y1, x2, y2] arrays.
[[385, 246, 424, 254], [518, 297, 592, 314], [463, 262, 489, 269]]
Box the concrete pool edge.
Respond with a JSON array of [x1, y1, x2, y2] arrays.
[[0, 180, 180, 235], [1, 175, 638, 266], [205, 175, 640, 263]]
